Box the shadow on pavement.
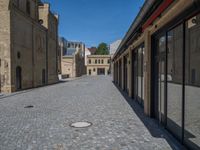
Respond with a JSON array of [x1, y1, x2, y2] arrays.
[[113, 81, 187, 150], [0, 80, 68, 100]]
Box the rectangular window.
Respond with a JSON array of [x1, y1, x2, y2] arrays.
[[26, 0, 31, 15], [101, 59, 104, 64]]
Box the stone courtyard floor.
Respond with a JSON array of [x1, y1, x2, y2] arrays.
[[0, 76, 186, 150]]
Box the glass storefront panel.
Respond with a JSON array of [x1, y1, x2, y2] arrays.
[[138, 47, 142, 104], [167, 24, 183, 139], [157, 35, 166, 122], [141, 47, 144, 106], [133, 51, 138, 100], [119, 60, 122, 87], [132, 44, 144, 107], [124, 55, 128, 92], [185, 13, 200, 149]]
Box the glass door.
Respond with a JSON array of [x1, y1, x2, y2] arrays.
[[184, 13, 200, 150], [133, 51, 138, 101], [166, 24, 183, 140], [154, 34, 166, 124], [124, 55, 128, 93]]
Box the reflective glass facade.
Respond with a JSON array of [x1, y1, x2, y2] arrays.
[[153, 12, 200, 150], [132, 44, 144, 107]]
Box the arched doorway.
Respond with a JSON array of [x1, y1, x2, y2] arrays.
[[42, 69, 46, 85], [16, 66, 22, 90]]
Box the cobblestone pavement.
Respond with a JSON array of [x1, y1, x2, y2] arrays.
[[0, 76, 186, 150]]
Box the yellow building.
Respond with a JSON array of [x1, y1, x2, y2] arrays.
[[86, 55, 111, 76], [0, 0, 59, 93], [61, 48, 85, 78]]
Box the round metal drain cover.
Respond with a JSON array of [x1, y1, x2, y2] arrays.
[[70, 121, 92, 128], [24, 105, 34, 108]]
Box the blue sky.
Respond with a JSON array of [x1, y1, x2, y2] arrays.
[[43, 0, 145, 47]]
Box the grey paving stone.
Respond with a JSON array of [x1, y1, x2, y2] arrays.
[[0, 76, 186, 150]]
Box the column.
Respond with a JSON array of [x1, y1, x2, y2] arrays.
[[144, 29, 151, 116], [128, 49, 132, 97], [121, 57, 124, 90]]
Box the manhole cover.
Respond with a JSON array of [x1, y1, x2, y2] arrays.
[[24, 105, 34, 108], [70, 121, 92, 128]]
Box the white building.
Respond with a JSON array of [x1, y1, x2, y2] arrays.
[[85, 48, 91, 66], [110, 40, 122, 75], [110, 40, 122, 57]]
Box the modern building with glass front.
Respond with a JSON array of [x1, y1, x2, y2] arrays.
[[113, 0, 200, 149]]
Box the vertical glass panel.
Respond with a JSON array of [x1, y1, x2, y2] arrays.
[[185, 13, 200, 149], [119, 60, 122, 87], [124, 55, 128, 92], [142, 47, 145, 106], [158, 35, 166, 122], [138, 47, 142, 104], [133, 52, 138, 100], [167, 24, 183, 139]]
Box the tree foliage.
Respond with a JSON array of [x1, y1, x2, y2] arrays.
[[95, 43, 109, 55]]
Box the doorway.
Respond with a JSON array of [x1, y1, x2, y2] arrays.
[[16, 66, 22, 90], [89, 69, 91, 75], [154, 34, 166, 124], [132, 44, 145, 107], [42, 69, 46, 85], [97, 68, 105, 75], [123, 55, 128, 93], [119, 59, 122, 87]]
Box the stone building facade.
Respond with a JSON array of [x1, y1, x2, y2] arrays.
[[113, 0, 200, 149], [63, 40, 85, 56], [61, 56, 74, 78], [86, 55, 111, 76], [61, 48, 86, 78], [38, 3, 59, 84], [0, 0, 59, 93], [109, 40, 121, 75]]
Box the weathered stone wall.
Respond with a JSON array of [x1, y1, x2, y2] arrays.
[[33, 24, 47, 86], [10, 1, 48, 92], [47, 13, 59, 84], [0, 0, 59, 93], [61, 49, 85, 79], [38, 4, 59, 84], [75, 52, 86, 77], [0, 0, 12, 93], [61, 57, 74, 78], [11, 9, 33, 90]]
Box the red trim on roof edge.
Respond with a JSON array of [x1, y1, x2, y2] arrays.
[[142, 0, 174, 31]]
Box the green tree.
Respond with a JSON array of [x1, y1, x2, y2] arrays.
[[95, 43, 109, 55]]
